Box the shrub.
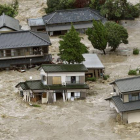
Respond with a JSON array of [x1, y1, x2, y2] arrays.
[[128, 70, 137, 75], [103, 75, 110, 80], [32, 104, 41, 107], [133, 48, 139, 55], [86, 77, 96, 82]]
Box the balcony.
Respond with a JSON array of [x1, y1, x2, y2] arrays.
[[0, 48, 43, 60], [66, 81, 80, 84]]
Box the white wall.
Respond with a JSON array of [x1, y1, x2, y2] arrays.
[[40, 68, 85, 85], [128, 111, 140, 123], [0, 27, 14, 32]]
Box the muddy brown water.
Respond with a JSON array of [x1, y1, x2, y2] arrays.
[[1, 13, 140, 140]]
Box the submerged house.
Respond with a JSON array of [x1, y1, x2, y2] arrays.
[[28, 17, 45, 32], [28, 7, 106, 36], [0, 31, 52, 69], [0, 13, 21, 33], [16, 64, 89, 104], [82, 54, 105, 78], [106, 76, 140, 123]]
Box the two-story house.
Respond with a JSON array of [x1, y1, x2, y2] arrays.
[[16, 64, 89, 104], [0, 30, 52, 69], [106, 76, 140, 123]]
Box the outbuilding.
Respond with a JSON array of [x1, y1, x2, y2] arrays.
[[82, 54, 105, 78]]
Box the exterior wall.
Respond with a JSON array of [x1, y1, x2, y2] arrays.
[[123, 95, 129, 103], [128, 111, 140, 123], [40, 69, 85, 85], [46, 21, 93, 32], [0, 27, 14, 33], [113, 84, 120, 95]]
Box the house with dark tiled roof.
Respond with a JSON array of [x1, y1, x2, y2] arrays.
[[16, 64, 89, 104], [106, 76, 140, 123], [28, 7, 106, 36], [0, 30, 52, 69], [0, 13, 21, 33]]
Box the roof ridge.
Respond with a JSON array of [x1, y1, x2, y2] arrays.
[[89, 9, 104, 20], [115, 76, 140, 82], [45, 12, 57, 24], [55, 7, 90, 12], [0, 30, 29, 34], [30, 31, 51, 45]]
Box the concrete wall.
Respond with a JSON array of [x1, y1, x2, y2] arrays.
[[128, 111, 140, 123]]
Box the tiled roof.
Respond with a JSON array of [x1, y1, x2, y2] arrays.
[[0, 31, 51, 50], [16, 80, 89, 90], [43, 7, 106, 24], [106, 96, 140, 112], [110, 76, 140, 93], [0, 13, 21, 31], [28, 18, 45, 26], [40, 64, 88, 72], [0, 55, 52, 68]]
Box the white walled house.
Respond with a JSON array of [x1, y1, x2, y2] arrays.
[[16, 64, 89, 104], [106, 76, 140, 123]]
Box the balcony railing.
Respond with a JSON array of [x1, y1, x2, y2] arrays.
[[66, 81, 80, 84], [0, 51, 43, 59]]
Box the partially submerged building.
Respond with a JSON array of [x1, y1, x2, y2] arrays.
[[0, 31, 52, 69], [0, 13, 21, 33], [82, 54, 105, 78], [106, 76, 140, 123], [28, 18, 45, 32], [28, 7, 106, 36], [16, 64, 89, 104]]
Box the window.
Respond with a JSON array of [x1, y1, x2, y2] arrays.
[[129, 93, 139, 101], [71, 92, 74, 97], [71, 76, 76, 83], [42, 75, 46, 81]]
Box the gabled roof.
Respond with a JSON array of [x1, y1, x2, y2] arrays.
[[110, 76, 140, 93], [106, 96, 140, 112], [16, 80, 89, 90], [0, 13, 21, 31], [28, 18, 45, 26], [43, 7, 106, 24], [82, 54, 104, 69], [0, 31, 51, 50], [40, 64, 88, 73]]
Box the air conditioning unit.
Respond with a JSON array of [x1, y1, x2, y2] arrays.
[[62, 82, 66, 86]]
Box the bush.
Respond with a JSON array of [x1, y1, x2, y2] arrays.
[[86, 77, 96, 82], [32, 104, 41, 107], [128, 70, 137, 75], [133, 48, 139, 55], [103, 75, 110, 80]]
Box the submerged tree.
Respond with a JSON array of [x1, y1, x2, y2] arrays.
[[0, 0, 19, 17], [86, 20, 107, 55], [105, 21, 128, 51], [59, 24, 88, 64]]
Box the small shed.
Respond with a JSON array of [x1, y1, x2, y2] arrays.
[[82, 54, 105, 78]]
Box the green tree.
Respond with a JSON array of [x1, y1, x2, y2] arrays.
[[59, 24, 88, 64], [45, 0, 60, 13], [105, 21, 128, 51], [0, 0, 19, 17], [86, 20, 107, 55]]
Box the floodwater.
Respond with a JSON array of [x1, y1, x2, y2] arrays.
[[1, 14, 140, 140]]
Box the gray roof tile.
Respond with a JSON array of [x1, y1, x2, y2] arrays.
[[0, 13, 21, 31], [106, 96, 140, 112], [0, 31, 51, 50], [43, 7, 106, 24], [111, 76, 140, 93]]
